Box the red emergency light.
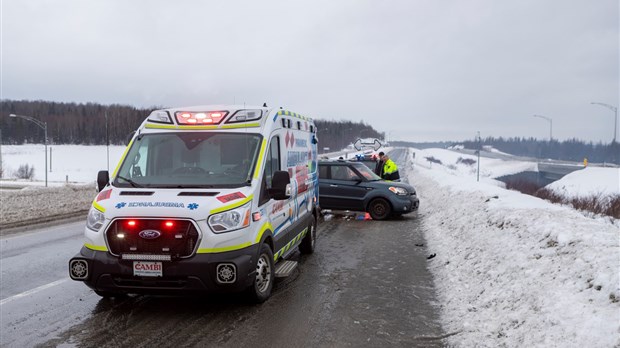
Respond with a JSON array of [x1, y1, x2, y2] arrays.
[[164, 221, 174, 228], [127, 220, 137, 227], [175, 111, 228, 125]]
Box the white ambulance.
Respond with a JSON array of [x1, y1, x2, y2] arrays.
[[69, 105, 319, 303]]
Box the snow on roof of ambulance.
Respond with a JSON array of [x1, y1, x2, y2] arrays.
[[163, 104, 268, 112], [147, 105, 313, 125], [145, 104, 271, 127], [159, 105, 312, 118]]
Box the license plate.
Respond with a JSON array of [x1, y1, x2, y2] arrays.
[[133, 261, 162, 277]]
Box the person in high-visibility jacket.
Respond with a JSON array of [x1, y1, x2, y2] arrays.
[[380, 153, 400, 181]]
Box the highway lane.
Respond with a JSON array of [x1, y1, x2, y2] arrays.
[[0, 221, 101, 346], [1, 149, 444, 347]]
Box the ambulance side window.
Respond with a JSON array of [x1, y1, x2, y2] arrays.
[[260, 137, 281, 205]]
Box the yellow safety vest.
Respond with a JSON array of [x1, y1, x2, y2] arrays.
[[383, 159, 398, 175]]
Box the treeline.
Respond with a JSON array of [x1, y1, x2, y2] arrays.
[[394, 137, 620, 164], [1, 100, 152, 145], [464, 137, 619, 164], [313, 119, 384, 152], [1, 100, 384, 151]]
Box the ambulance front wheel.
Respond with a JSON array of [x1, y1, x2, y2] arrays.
[[247, 243, 274, 303]]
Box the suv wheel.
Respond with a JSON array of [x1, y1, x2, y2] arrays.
[[368, 198, 391, 220]]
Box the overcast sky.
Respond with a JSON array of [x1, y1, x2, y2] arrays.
[[1, 0, 618, 142]]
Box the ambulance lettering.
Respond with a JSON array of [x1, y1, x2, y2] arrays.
[[271, 201, 286, 215], [127, 202, 185, 208], [286, 151, 308, 167]]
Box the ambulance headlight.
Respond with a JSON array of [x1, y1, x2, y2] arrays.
[[208, 203, 251, 233], [86, 206, 105, 231]]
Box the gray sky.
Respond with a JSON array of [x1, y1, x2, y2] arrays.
[[2, 0, 618, 142]]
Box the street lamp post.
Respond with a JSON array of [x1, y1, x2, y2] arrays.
[[533, 114, 553, 141], [9, 113, 48, 187], [591, 102, 618, 143]]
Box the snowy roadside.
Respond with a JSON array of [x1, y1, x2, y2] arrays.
[[0, 184, 95, 232], [408, 151, 620, 347]]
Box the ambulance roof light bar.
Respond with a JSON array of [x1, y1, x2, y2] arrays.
[[175, 111, 228, 125]]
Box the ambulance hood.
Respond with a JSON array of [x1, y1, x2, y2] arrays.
[[95, 186, 254, 221]]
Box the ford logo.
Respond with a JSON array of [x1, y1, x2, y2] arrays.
[[138, 229, 161, 239]]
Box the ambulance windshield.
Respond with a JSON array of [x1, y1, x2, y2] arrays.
[[114, 132, 262, 188]]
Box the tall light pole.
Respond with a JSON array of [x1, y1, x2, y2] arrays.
[[9, 113, 48, 187], [591, 102, 618, 143], [476, 131, 481, 182], [533, 114, 553, 141]]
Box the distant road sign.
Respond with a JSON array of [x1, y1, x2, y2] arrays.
[[354, 138, 382, 151]]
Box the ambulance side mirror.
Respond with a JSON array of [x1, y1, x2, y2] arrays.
[[268, 171, 290, 200], [97, 170, 109, 192]]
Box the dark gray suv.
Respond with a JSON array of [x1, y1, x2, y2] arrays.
[[318, 160, 419, 220]]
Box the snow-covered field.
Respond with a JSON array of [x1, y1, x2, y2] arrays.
[[0, 145, 126, 228], [1, 144, 127, 184], [1, 145, 619, 346], [418, 147, 538, 180], [409, 148, 619, 347]]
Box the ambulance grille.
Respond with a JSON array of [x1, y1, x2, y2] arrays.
[[119, 191, 154, 196], [105, 219, 200, 259]]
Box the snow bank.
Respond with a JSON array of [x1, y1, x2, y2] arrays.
[[409, 149, 620, 347], [0, 184, 95, 229], [546, 167, 620, 198]]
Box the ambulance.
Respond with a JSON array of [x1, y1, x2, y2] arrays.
[[69, 105, 319, 303]]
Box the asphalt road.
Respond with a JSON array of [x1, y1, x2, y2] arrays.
[[1, 148, 445, 347]]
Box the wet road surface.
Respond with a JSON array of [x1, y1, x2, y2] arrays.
[[1, 149, 445, 347]]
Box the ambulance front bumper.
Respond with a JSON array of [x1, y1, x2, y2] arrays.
[[69, 244, 259, 295]]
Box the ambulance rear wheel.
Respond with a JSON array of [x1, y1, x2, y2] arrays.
[[247, 243, 274, 303], [299, 215, 317, 254]]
